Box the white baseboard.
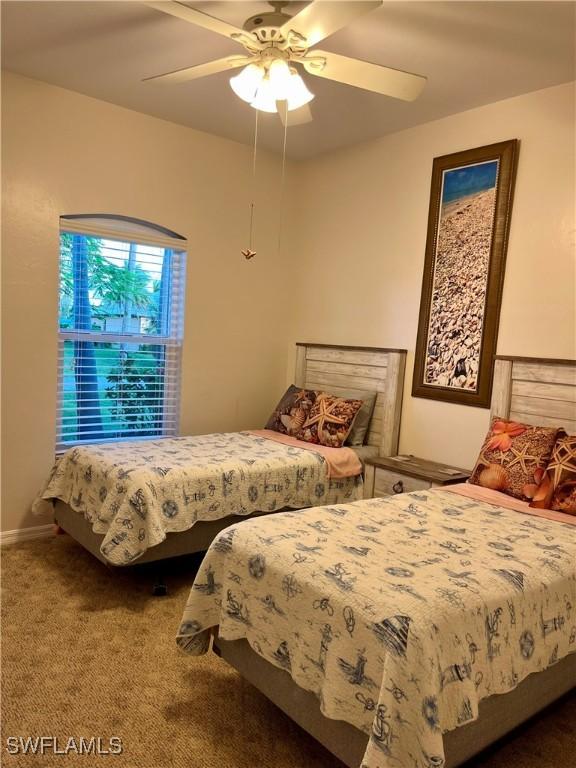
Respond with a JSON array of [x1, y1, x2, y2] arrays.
[[0, 524, 54, 546]]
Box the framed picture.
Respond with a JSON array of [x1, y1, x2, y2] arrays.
[[412, 139, 519, 408]]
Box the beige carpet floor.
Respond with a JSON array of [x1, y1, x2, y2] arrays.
[[1, 535, 575, 768]]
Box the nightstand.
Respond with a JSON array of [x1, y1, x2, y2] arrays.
[[363, 455, 470, 499]]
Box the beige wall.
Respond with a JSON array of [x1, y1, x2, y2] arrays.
[[1, 72, 295, 532], [2, 74, 574, 533], [287, 82, 575, 469]]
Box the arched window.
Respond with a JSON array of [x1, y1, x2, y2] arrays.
[[57, 215, 187, 449]]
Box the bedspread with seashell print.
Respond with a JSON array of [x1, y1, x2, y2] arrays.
[[177, 489, 576, 768], [36, 432, 362, 565]]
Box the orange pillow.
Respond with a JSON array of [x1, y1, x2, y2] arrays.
[[529, 432, 576, 515], [469, 417, 559, 502]]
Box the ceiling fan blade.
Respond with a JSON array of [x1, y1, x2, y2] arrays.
[[302, 51, 426, 101], [145, 2, 260, 47], [144, 56, 252, 84], [277, 101, 313, 127], [280, 1, 382, 49]]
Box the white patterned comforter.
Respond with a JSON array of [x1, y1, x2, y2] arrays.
[[38, 432, 362, 565], [177, 489, 576, 768]]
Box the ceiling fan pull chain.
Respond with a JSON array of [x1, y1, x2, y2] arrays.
[[277, 103, 289, 254], [243, 109, 259, 260]]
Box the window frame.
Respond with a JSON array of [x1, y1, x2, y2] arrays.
[[56, 215, 187, 450]]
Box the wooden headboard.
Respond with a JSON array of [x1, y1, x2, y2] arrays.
[[492, 356, 576, 432], [294, 343, 407, 456]]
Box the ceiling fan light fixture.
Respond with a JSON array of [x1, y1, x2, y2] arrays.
[[285, 69, 315, 110], [249, 61, 314, 114], [230, 63, 264, 103], [269, 59, 315, 110], [250, 75, 278, 113], [267, 58, 293, 100]]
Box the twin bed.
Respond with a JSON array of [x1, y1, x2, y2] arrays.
[[180, 485, 575, 768], [176, 355, 576, 768], [37, 350, 575, 767], [38, 343, 407, 565]]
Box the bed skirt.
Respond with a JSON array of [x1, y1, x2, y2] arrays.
[[54, 501, 275, 566], [214, 635, 575, 768]]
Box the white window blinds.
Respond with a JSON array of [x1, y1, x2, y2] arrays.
[[57, 216, 186, 450]]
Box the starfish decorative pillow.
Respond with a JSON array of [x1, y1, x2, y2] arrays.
[[469, 417, 559, 501], [265, 385, 318, 437], [529, 432, 576, 514], [295, 392, 364, 448]]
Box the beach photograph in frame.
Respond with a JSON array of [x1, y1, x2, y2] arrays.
[[412, 139, 519, 408]]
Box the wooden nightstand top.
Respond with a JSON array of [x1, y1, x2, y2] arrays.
[[365, 455, 470, 485]]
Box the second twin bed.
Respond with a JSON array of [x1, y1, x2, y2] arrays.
[[176, 355, 576, 768], [38, 343, 406, 566]]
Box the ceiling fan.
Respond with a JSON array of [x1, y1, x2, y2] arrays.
[[144, 1, 427, 125]]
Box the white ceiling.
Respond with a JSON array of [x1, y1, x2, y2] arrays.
[[2, 1, 575, 158]]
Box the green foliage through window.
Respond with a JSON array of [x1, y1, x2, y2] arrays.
[[57, 226, 185, 447]]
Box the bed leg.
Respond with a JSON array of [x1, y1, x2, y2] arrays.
[[152, 575, 168, 597], [53, 523, 66, 535]]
